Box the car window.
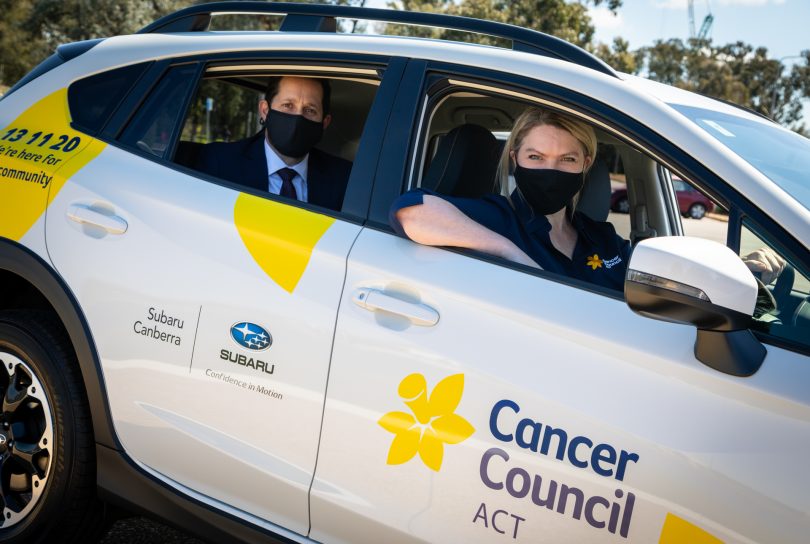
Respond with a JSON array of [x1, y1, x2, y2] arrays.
[[660, 172, 809, 352], [740, 221, 810, 350], [672, 104, 810, 212], [173, 67, 380, 214], [669, 175, 729, 240], [400, 80, 634, 295], [68, 62, 150, 135], [118, 64, 198, 159]]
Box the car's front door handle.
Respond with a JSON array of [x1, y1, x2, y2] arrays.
[[352, 288, 439, 326], [67, 204, 128, 235]]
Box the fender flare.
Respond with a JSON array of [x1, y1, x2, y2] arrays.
[[0, 237, 119, 449]]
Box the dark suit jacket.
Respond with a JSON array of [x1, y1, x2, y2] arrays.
[[196, 132, 352, 212]]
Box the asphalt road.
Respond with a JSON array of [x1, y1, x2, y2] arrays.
[[100, 517, 204, 544], [607, 210, 728, 244]]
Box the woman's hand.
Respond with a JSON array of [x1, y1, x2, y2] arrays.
[[742, 247, 786, 285]]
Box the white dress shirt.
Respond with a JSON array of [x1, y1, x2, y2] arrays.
[[264, 138, 309, 202]]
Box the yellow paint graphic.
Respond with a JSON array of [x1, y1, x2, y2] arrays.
[[659, 513, 724, 544], [379, 373, 475, 472], [233, 193, 335, 293], [0, 89, 106, 241], [586, 253, 603, 270]]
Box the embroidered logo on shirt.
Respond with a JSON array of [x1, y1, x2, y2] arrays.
[[586, 254, 603, 270], [604, 255, 623, 269]]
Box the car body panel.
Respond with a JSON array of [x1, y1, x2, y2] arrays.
[[44, 139, 361, 535], [1, 11, 809, 544], [310, 228, 810, 544]]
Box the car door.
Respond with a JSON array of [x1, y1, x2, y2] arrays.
[[45, 54, 403, 534], [310, 66, 810, 544]]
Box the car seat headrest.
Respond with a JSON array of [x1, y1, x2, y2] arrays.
[[576, 157, 611, 222], [422, 124, 501, 198]]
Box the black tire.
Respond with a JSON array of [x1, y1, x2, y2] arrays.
[[0, 311, 104, 543], [688, 203, 707, 220]]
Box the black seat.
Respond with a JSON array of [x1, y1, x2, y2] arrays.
[[174, 140, 205, 169], [575, 157, 611, 222], [422, 124, 501, 198]]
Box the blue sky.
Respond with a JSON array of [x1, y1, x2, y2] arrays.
[[589, 0, 808, 64], [589, 0, 810, 126], [371, 1, 808, 64]]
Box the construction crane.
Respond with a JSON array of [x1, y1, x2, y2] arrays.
[[688, 0, 714, 41]]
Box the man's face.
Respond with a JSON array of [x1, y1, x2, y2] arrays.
[[260, 77, 331, 128]]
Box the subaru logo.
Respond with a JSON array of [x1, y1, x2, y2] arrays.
[[230, 322, 272, 351]]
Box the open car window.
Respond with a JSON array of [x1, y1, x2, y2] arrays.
[[170, 65, 381, 212]]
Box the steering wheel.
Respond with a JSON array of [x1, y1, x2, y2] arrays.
[[753, 278, 778, 319], [772, 264, 795, 303]]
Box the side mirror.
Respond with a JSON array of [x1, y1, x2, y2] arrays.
[[625, 237, 766, 376]]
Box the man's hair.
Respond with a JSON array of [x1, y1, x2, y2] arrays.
[[264, 76, 331, 116]]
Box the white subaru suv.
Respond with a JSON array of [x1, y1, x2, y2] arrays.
[[0, 2, 809, 543]]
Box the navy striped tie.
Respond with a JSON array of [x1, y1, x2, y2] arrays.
[[276, 167, 298, 200]]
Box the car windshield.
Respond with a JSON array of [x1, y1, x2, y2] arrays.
[[672, 104, 810, 211]]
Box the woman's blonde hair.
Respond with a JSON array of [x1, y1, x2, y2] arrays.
[[498, 108, 597, 209]]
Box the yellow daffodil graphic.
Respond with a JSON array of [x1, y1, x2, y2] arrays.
[[378, 373, 475, 472], [586, 254, 603, 270]]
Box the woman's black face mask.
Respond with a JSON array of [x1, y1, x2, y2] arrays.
[[265, 109, 323, 158], [513, 164, 585, 216]]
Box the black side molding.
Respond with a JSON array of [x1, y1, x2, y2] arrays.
[[97, 445, 297, 544]]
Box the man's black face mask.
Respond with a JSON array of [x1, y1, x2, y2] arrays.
[[265, 109, 323, 158], [513, 165, 585, 216]]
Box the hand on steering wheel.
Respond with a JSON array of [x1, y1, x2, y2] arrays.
[[743, 247, 786, 286]]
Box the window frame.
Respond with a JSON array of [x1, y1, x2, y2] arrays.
[[368, 60, 810, 349], [92, 51, 406, 223]]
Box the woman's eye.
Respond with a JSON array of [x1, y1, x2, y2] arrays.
[[527, 154, 541, 160]]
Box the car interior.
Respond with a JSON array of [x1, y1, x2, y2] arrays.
[[412, 90, 680, 244], [173, 68, 380, 172]]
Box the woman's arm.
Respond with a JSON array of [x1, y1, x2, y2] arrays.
[[395, 195, 541, 269]]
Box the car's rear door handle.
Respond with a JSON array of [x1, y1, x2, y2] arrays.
[[67, 204, 128, 235], [352, 288, 439, 326]]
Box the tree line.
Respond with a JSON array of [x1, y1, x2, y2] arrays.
[[1, 0, 808, 134]]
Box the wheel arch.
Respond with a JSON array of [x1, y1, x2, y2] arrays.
[[0, 237, 119, 449]]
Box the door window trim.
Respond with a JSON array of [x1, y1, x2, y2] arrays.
[[371, 61, 810, 331]]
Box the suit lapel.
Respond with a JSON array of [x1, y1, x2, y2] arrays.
[[241, 133, 269, 192], [306, 150, 322, 206]]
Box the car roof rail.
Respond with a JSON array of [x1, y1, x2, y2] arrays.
[[138, 1, 618, 79]]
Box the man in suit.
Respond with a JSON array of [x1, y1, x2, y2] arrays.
[[196, 76, 351, 212]]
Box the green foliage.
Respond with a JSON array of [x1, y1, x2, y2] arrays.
[[385, 0, 611, 47], [637, 38, 810, 131], [0, 0, 184, 86], [592, 37, 638, 74], [0, 0, 47, 85], [2, 0, 808, 133]]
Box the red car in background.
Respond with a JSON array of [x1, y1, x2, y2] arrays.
[[610, 178, 715, 219]]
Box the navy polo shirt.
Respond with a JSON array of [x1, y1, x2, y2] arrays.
[[390, 188, 631, 291]]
